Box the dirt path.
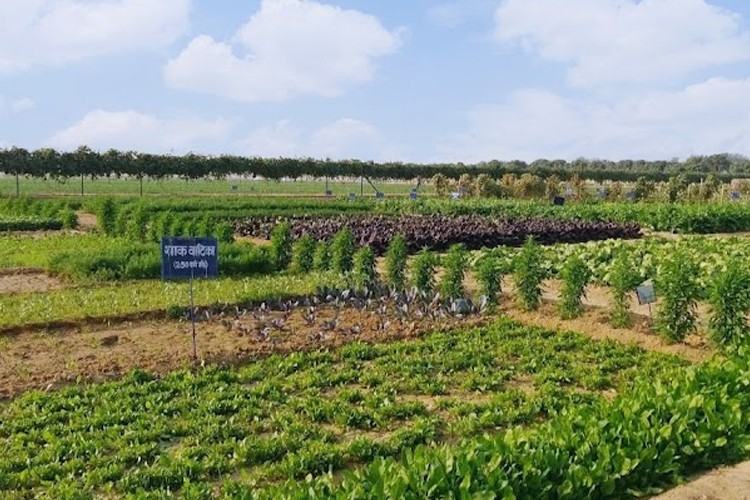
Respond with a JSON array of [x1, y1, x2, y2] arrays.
[[652, 460, 750, 499]]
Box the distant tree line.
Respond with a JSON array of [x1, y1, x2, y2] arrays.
[[0, 146, 748, 183]]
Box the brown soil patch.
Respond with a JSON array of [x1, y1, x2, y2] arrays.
[[235, 235, 271, 246], [0, 304, 486, 399], [652, 460, 750, 500], [504, 300, 711, 364], [75, 211, 97, 231], [0, 271, 66, 295]]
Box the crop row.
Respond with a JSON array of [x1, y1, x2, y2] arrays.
[[398, 198, 750, 234], [0, 319, 683, 497], [0, 216, 63, 232], [236, 214, 641, 253], [260, 356, 750, 499]]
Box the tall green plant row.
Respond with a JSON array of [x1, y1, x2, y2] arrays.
[[513, 237, 545, 311], [654, 252, 700, 343], [708, 262, 750, 353], [558, 255, 591, 319], [384, 234, 408, 291]]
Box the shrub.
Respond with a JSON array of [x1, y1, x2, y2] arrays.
[[291, 235, 316, 274], [708, 262, 750, 353], [384, 234, 408, 291], [411, 250, 437, 295], [313, 242, 331, 272], [352, 246, 377, 291], [608, 250, 642, 328], [270, 222, 293, 270], [331, 228, 356, 275], [440, 244, 468, 300], [513, 237, 545, 311], [558, 255, 591, 319], [655, 252, 700, 343], [97, 198, 117, 236]]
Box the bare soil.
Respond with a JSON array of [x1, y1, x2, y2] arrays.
[[0, 271, 65, 295], [652, 460, 750, 500], [75, 211, 97, 231], [0, 304, 486, 399]]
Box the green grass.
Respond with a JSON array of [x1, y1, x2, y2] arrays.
[[0, 176, 430, 197], [0, 319, 684, 497], [0, 233, 124, 269]]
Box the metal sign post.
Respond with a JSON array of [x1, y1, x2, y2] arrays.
[[162, 236, 219, 359]]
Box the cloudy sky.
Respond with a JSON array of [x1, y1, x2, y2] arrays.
[[1, 0, 749, 163]]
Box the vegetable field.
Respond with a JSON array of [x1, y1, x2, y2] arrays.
[[2, 192, 750, 498], [0, 320, 684, 497], [236, 214, 641, 253]]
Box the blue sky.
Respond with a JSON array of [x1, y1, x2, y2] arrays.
[[1, 0, 749, 163]]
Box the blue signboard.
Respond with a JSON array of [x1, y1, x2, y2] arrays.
[[410, 190, 418, 200], [161, 237, 218, 280]]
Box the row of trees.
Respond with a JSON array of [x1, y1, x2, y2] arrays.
[[1, 146, 749, 183]]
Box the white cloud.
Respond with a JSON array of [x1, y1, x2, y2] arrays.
[[311, 119, 380, 158], [494, 0, 750, 88], [243, 120, 303, 157], [11, 98, 35, 113], [0, 0, 190, 73], [429, 0, 495, 28], [242, 118, 392, 160], [47, 110, 232, 153], [164, 0, 401, 102], [440, 78, 750, 162]]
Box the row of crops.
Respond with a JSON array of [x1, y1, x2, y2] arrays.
[[3, 318, 749, 498], [4, 226, 750, 355], [0, 319, 686, 497], [236, 214, 641, 253], [6, 195, 750, 236]]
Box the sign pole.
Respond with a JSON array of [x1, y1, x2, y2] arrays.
[[161, 236, 218, 361], [189, 246, 197, 359]]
